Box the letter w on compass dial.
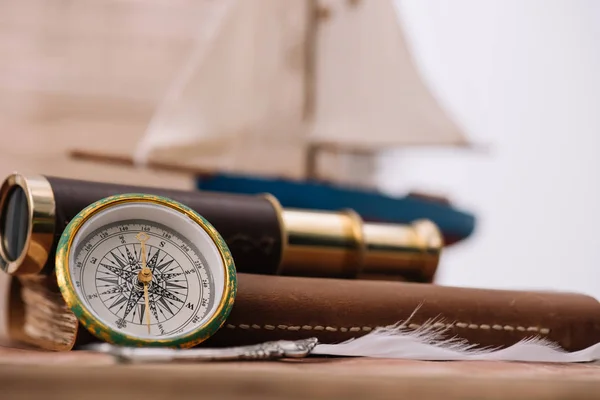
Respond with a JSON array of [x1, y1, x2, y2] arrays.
[[95, 239, 188, 332]]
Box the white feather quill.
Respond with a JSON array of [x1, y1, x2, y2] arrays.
[[312, 322, 600, 362], [313, 305, 600, 362]]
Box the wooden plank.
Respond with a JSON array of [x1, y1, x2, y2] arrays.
[[1, 348, 600, 400]]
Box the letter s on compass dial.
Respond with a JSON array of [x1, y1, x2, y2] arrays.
[[55, 194, 236, 348]]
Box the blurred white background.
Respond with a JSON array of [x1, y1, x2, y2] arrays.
[[379, 0, 600, 297]]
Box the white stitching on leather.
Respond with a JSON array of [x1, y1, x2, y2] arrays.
[[224, 323, 550, 334]]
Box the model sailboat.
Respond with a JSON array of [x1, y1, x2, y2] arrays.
[[68, 0, 475, 244]]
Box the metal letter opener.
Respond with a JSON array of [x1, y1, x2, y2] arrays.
[[84, 338, 319, 363]]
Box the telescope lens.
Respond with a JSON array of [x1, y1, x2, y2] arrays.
[[2, 186, 29, 261]]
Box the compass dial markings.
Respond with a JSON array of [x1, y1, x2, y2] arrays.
[[157, 296, 175, 316], [99, 262, 134, 280], [99, 286, 126, 296], [109, 251, 129, 271], [97, 276, 120, 286], [155, 258, 174, 272], [137, 303, 146, 325], [108, 294, 129, 310], [165, 281, 186, 290], [149, 293, 160, 322], [149, 284, 185, 304], [161, 272, 183, 281], [146, 249, 160, 270], [124, 246, 137, 268], [122, 289, 144, 321], [73, 218, 215, 339], [116, 249, 132, 268]]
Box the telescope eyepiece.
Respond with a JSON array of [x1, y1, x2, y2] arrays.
[[0, 174, 55, 275], [1, 185, 29, 262]]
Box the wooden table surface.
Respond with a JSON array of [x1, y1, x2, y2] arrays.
[[2, 345, 600, 400]]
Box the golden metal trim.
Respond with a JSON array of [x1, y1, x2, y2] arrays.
[[412, 219, 444, 281], [278, 206, 442, 281], [361, 219, 443, 282], [279, 208, 365, 278], [260, 193, 288, 274], [55, 193, 237, 348], [339, 208, 366, 278], [0, 174, 55, 275]]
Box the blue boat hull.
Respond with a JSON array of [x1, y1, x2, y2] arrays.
[[196, 173, 476, 245]]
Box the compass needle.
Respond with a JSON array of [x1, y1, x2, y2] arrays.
[[143, 284, 151, 334], [136, 232, 153, 334]]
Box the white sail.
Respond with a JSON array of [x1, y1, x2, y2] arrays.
[[0, 0, 468, 182], [134, 0, 468, 181], [135, 0, 311, 178], [308, 0, 466, 150]]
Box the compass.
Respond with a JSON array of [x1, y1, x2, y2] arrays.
[[55, 193, 236, 348]]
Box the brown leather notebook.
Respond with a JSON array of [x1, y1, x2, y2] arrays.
[[8, 272, 600, 353]]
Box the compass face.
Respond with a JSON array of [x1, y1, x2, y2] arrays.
[[72, 219, 214, 339], [56, 195, 235, 347]]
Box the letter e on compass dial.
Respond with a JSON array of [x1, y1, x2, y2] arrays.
[[55, 194, 237, 348]]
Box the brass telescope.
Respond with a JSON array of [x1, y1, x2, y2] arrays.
[[0, 173, 443, 282]]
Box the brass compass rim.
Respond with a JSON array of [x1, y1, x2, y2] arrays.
[[55, 193, 237, 348]]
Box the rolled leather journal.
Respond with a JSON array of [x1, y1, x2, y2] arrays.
[[0, 173, 442, 282], [8, 273, 600, 352]]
